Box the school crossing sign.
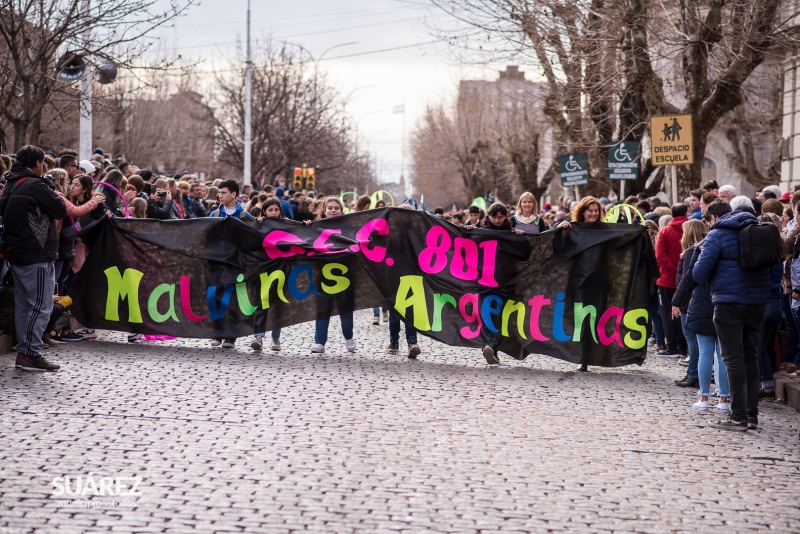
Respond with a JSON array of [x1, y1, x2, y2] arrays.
[[650, 114, 693, 166]]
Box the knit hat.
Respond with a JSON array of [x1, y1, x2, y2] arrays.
[[79, 160, 95, 174], [275, 187, 285, 198]]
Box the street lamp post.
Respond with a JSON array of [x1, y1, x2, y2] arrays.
[[243, 0, 252, 187], [79, 0, 92, 161]]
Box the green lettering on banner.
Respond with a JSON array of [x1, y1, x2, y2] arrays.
[[147, 283, 178, 323], [104, 267, 144, 323]]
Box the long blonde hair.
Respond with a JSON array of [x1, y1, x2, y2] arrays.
[[680, 219, 706, 255]]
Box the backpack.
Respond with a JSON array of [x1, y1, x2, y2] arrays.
[[738, 222, 783, 271]]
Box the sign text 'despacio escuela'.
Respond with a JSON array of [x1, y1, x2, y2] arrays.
[[650, 114, 694, 166]]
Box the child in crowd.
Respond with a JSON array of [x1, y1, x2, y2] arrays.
[[303, 196, 357, 354], [252, 198, 284, 352]]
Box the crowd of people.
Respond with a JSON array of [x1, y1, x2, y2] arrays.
[[1, 145, 797, 432]]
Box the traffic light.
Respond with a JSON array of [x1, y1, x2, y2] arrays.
[[293, 167, 303, 190], [305, 168, 315, 190]]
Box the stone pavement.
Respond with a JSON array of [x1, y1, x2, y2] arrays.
[[1, 309, 799, 533]]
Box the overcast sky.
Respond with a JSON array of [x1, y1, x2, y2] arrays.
[[152, 0, 503, 186]]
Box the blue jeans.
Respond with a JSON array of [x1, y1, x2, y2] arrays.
[[389, 311, 417, 345], [681, 314, 698, 379], [650, 293, 665, 347], [255, 328, 280, 340], [314, 313, 354, 346], [696, 334, 728, 397], [373, 306, 387, 317], [756, 299, 782, 389], [782, 293, 800, 365]]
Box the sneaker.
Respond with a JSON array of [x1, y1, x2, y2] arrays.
[[382, 310, 389, 323], [61, 332, 83, 341], [717, 401, 730, 412], [386, 342, 399, 354], [709, 418, 748, 431], [747, 416, 758, 430], [76, 328, 97, 339], [221, 339, 235, 349], [692, 400, 709, 411], [128, 333, 142, 343], [251, 335, 263, 351], [210, 338, 222, 347], [47, 334, 66, 344], [372, 316, 379, 325], [678, 356, 690, 367], [41, 334, 53, 349], [15, 354, 60, 372], [577, 364, 589, 372], [483, 345, 499, 365], [345, 338, 357, 352], [311, 343, 325, 354], [758, 389, 775, 401], [656, 348, 680, 357], [270, 338, 280, 351], [407, 343, 421, 359]]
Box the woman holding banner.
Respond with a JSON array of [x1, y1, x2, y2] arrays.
[[511, 192, 547, 234], [552, 196, 606, 371], [304, 196, 357, 354]]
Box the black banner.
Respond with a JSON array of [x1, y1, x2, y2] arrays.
[[70, 208, 656, 367]]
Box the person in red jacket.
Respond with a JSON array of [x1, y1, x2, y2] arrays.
[[656, 203, 689, 356]]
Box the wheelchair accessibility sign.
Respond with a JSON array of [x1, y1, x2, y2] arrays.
[[558, 152, 589, 187], [608, 141, 639, 180]]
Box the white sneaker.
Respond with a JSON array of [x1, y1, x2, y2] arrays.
[[210, 338, 222, 347], [270, 338, 280, 351], [127, 333, 142, 343], [693, 400, 709, 411], [311, 343, 325, 353], [717, 402, 730, 412], [251, 335, 263, 351], [345, 338, 357, 352]]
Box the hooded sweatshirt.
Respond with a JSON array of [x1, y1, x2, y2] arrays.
[[0, 163, 67, 265]]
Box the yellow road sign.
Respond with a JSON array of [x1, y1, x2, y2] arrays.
[[650, 114, 693, 166]]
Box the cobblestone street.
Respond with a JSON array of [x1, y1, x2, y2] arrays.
[[1, 309, 799, 533]]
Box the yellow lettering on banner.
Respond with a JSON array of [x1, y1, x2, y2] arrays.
[[105, 267, 144, 323]]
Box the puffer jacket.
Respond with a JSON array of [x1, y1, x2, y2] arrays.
[[656, 215, 687, 289], [682, 245, 716, 336], [671, 244, 697, 314], [692, 210, 770, 305]]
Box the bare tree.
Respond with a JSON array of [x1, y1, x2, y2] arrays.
[[209, 41, 375, 193], [0, 0, 196, 151], [430, 0, 794, 195]]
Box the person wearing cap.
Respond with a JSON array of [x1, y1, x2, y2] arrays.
[[274, 187, 294, 219], [78, 160, 96, 178], [780, 191, 792, 203]]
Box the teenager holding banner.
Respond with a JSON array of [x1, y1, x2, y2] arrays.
[[208, 179, 251, 349], [353, 195, 387, 325], [252, 198, 284, 352], [303, 196, 357, 354]]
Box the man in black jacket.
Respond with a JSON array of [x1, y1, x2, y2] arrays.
[[0, 145, 67, 371]]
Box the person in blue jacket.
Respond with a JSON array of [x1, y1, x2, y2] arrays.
[[692, 200, 770, 431], [274, 187, 294, 220]]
